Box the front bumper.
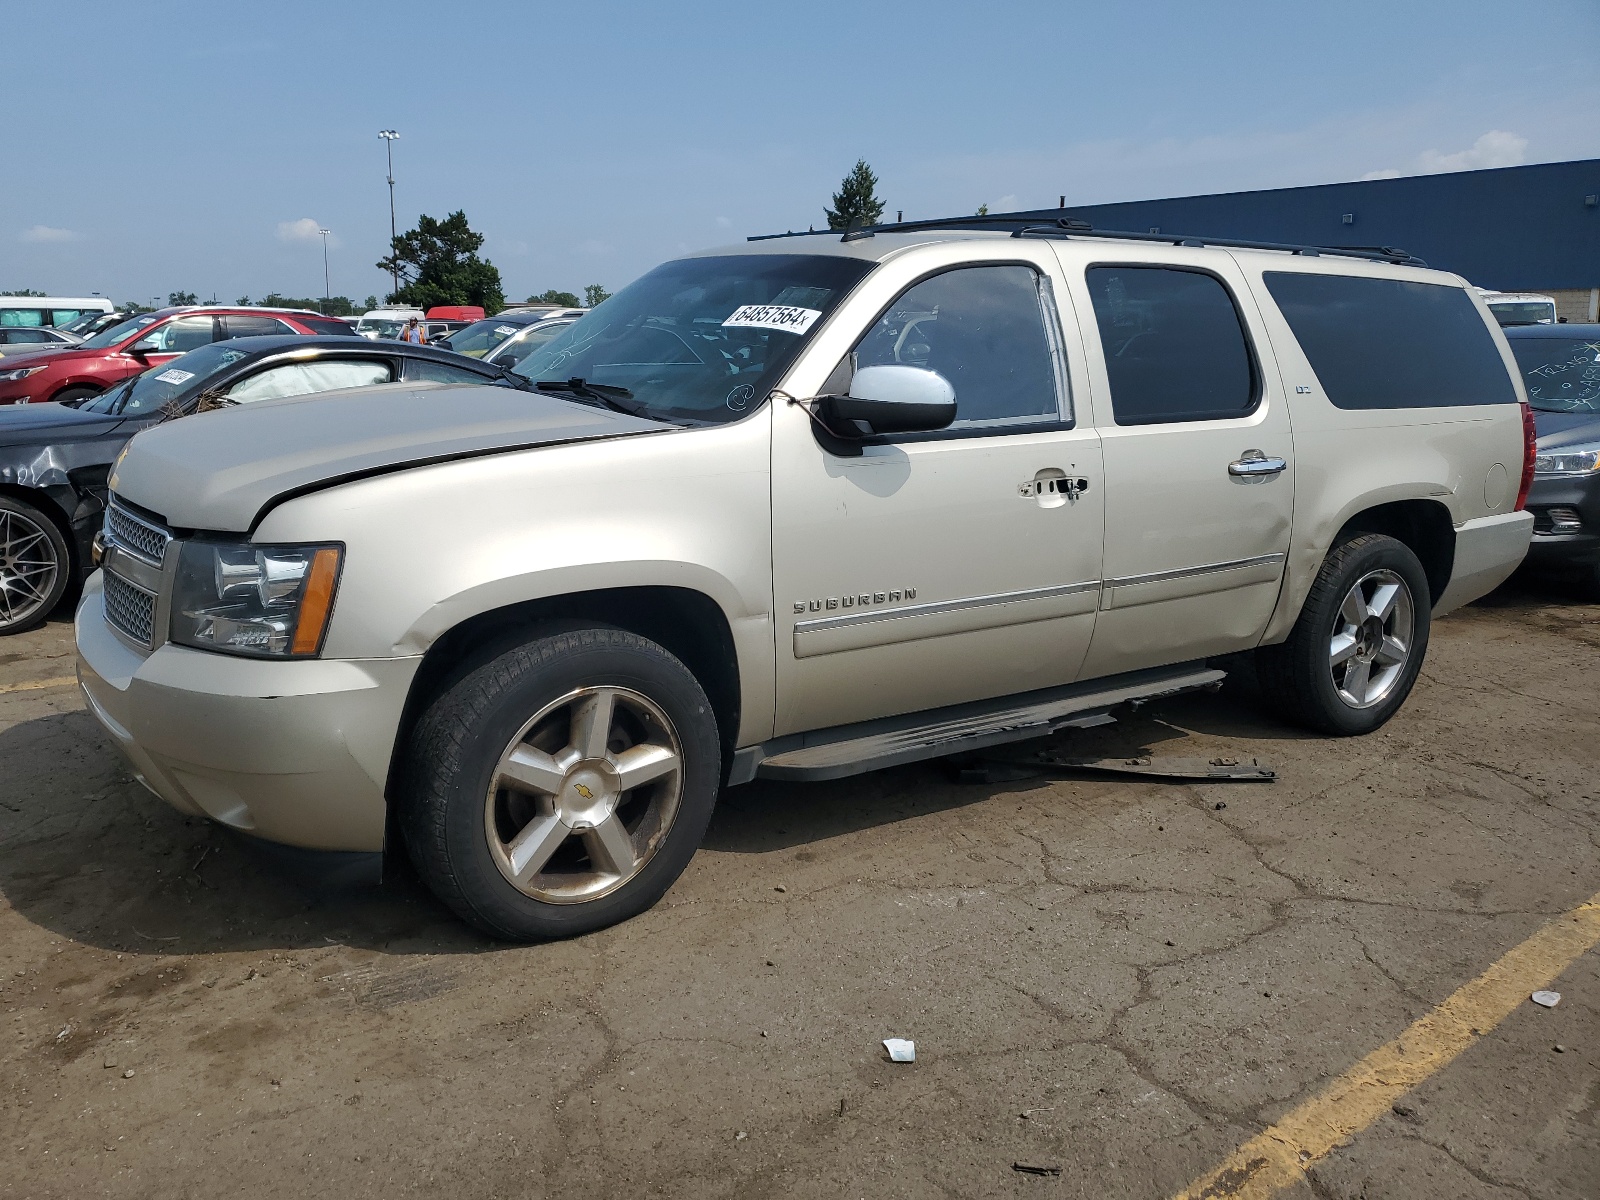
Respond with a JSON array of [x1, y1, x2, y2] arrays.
[[75, 574, 422, 852], [1432, 510, 1535, 615], [1523, 472, 1600, 572]]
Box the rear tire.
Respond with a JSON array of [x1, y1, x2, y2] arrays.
[[397, 625, 721, 941], [0, 495, 71, 635], [1256, 533, 1431, 735]]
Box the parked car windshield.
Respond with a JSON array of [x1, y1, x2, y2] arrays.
[[511, 253, 874, 424], [1509, 337, 1600, 413], [447, 317, 531, 358], [1489, 302, 1556, 326], [79, 343, 252, 416], [78, 313, 159, 349]]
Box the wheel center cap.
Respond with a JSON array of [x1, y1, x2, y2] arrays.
[[562, 766, 615, 828], [1357, 616, 1384, 660]]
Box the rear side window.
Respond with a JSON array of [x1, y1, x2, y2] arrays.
[[1085, 267, 1256, 424], [1263, 273, 1517, 408], [224, 315, 296, 338]]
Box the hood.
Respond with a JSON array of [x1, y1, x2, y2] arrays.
[[110, 381, 668, 532], [1534, 411, 1600, 448], [0, 345, 94, 369], [0, 401, 128, 444]]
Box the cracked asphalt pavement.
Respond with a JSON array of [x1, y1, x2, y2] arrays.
[[2, 580, 1598, 1199]]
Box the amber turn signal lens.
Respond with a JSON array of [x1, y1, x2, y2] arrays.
[[291, 546, 342, 655]]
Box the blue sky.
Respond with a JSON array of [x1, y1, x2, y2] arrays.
[[7, 0, 1598, 308]]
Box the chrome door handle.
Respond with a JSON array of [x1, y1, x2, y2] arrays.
[[1229, 449, 1287, 477]]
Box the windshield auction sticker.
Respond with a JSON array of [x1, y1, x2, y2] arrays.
[[722, 305, 822, 335], [154, 369, 196, 385]]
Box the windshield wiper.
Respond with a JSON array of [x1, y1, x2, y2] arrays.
[[534, 377, 645, 417]]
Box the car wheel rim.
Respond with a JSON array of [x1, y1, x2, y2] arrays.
[[1328, 568, 1414, 709], [483, 685, 684, 905], [0, 510, 59, 631]]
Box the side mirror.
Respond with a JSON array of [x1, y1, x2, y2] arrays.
[[127, 339, 158, 358], [822, 365, 957, 435]]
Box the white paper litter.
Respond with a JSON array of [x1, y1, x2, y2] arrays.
[[1531, 990, 1562, 1008], [883, 1038, 916, 1063]]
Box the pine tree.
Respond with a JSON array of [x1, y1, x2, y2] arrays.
[[825, 160, 886, 231]]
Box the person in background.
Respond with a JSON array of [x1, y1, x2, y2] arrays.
[[401, 317, 425, 344]]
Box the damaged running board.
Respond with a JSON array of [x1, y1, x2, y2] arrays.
[[728, 662, 1225, 785], [972, 752, 1275, 783]]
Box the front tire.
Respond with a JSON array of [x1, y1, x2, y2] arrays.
[[0, 496, 71, 635], [1256, 533, 1431, 735], [398, 626, 721, 941], [50, 386, 100, 407]]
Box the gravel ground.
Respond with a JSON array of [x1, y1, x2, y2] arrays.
[[1, 580, 1597, 1199]]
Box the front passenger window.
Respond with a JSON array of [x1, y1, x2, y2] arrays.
[[852, 265, 1065, 431], [134, 315, 219, 353]]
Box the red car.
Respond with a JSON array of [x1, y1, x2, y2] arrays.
[[0, 307, 352, 405]]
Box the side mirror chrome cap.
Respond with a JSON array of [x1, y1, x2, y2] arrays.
[[830, 365, 958, 434]]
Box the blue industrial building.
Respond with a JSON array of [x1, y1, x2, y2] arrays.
[[1005, 159, 1600, 321]]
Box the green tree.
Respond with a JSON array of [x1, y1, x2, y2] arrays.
[[254, 293, 358, 316], [121, 300, 155, 314], [364, 295, 378, 311], [824, 159, 885, 231], [168, 291, 199, 306], [975, 203, 989, 216], [0, 289, 47, 297], [528, 289, 581, 307], [377, 210, 505, 313], [236, 295, 252, 305], [583, 283, 611, 308]]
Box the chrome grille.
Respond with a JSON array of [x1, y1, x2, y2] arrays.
[[104, 498, 171, 566], [103, 570, 157, 647]]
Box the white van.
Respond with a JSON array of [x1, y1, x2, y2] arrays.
[[1478, 289, 1558, 327], [353, 306, 425, 340], [0, 295, 114, 330]]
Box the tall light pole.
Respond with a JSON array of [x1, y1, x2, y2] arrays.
[[378, 130, 400, 299], [318, 228, 332, 309]]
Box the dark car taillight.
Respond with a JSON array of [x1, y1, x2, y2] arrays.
[[1515, 401, 1537, 511]]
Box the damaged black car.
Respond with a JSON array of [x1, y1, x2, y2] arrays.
[[0, 335, 527, 634]]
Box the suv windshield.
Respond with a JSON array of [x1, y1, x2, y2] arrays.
[[78, 313, 159, 349], [511, 254, 873, 424], [1509, 337, 1600, 413], [79, 343, 252, 416]]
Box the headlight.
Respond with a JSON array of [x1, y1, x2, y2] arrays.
[[1533, 443, 1600, 476], [0, 366, 45, 381], [170, 541, 342, 658]]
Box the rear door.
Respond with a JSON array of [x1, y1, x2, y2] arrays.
[[1056, 245, 1295, 679]]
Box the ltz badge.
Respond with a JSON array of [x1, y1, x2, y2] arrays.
[[794, 587, 917, 615]]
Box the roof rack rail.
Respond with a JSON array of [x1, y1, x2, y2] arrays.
[[749, 214, 1426, 266]]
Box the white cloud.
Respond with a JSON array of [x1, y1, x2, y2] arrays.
[[276, 218, 337, 247], [21, 225, 80, 244], [715, 215, 732, 228], [1362, 130, 1528, 182], [994, 194, 1019, 212], [1417, 129, 1528, 173]]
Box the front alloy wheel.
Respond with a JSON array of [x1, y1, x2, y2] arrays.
[[485, 685, 683, 904], [400, 625, 721, 941], [0, 497, 70, 635]]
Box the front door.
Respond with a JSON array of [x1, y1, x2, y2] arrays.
[[1058, 248, 1295, 679], [770, 250, 1104, 737]]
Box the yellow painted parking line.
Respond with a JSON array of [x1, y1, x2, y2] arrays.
[[1174, 889, 1600, 1200], [0, 675, 77, 696]]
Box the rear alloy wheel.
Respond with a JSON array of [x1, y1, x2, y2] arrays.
[[0, 496, 70, 635], [399, 625, 721, 940], [1256, 533, 1431, 735]]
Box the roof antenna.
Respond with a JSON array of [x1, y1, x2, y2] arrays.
[[1059, 195, 1065, 208], [840, 216, 875, 243]]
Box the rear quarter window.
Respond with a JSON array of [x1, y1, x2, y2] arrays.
[[1263, 273, 1517, 408]]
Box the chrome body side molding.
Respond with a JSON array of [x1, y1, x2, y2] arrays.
[[792, 580, 1101, 658]]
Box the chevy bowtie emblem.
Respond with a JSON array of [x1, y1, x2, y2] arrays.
[[574, 783, 595, 800]]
